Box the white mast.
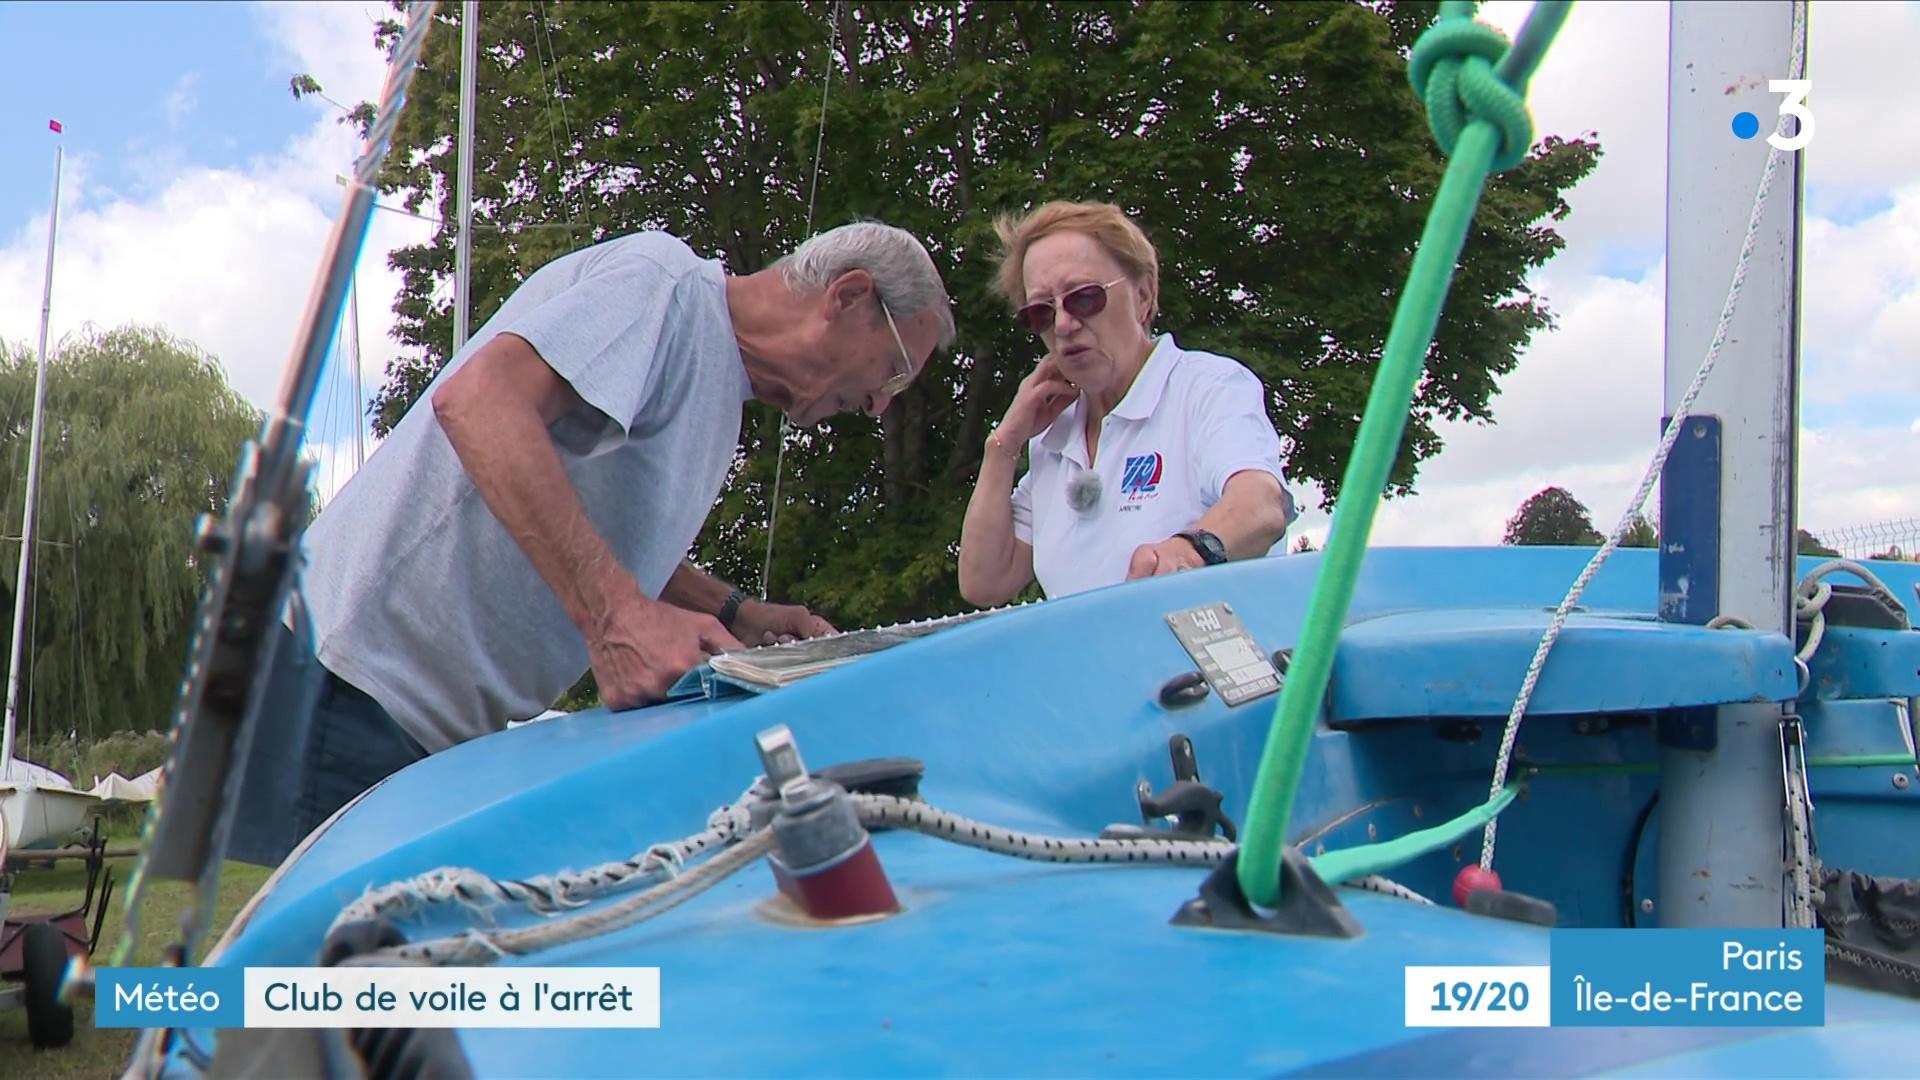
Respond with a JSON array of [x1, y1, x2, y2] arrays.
[[1657, 0, 1806, 928], [3, 143, 64, 779], [453, 0, 478, 354]]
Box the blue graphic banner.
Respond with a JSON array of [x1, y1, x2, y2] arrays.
[[1550, 929, 1824, 1027]]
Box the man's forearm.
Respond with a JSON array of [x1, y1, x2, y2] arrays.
[[662, 560, 736, 616], [436, 382, 639, 641]]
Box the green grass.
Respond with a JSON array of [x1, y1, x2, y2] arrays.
[[0, 819, 269, 1079]]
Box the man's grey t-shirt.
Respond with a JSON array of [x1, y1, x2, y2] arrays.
[[299, 232, 752, 753]]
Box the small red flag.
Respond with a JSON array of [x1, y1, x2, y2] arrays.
[[49, 120, 62, 133]]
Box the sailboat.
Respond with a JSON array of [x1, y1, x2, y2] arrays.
[[0, 135, 101, 851], [100, 2, 1920, 1076]]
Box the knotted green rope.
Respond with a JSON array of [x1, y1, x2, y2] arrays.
[[1236, 0, 1573, 910]]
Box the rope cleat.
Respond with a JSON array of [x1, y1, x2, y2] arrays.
[[1102, 734, 1237, 843]]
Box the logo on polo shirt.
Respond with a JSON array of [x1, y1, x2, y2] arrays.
[[1120, 452, 1163, 501]]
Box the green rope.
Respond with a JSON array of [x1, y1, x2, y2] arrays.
[[1312, 787, 1517, 887], [1236, 1, 1572, 910], [1306, 750, 1913, 891]]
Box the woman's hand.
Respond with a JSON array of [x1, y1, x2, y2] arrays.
[[994, 357, 1079, 447]]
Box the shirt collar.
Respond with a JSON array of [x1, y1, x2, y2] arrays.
[[1039, 396, 1085, 464], [1110, 334, 1180, 421], [1035, 335, 1181, 465]]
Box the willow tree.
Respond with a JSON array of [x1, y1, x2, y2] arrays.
[[0, 326, 259, 743], [340, 0, 1599, 627]]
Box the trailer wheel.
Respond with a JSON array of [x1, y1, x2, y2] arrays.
[[23, 922, 75, 1048]]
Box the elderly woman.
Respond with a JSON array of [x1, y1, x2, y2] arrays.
[[959, 200, 1297, 605]]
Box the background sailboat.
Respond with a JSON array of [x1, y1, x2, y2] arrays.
[[0, 131, 101, 851]]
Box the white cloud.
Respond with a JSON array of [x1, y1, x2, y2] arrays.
[[0, 0, 430, 506], [165, 72, 201, 130], [1799, 1, 1920, 196], [1476, 2, 1671, 277]]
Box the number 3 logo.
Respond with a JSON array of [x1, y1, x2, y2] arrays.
[[1769, 79, 1814, 151]]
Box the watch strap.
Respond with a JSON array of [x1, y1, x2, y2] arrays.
[[717, 589, 750, 630], [1177, 530, 1229, 566]]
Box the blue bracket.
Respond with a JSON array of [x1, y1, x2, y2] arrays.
[[1658, 415, 1721, 625]]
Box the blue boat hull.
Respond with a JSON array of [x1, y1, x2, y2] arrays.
[[176, 547, 1920, 1076]]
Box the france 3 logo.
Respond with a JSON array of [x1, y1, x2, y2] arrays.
[[1731, 80, 1813, 150], [1120, 452, 1163, 501]]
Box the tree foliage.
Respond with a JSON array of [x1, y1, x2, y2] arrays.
[[1619, 512, 1657, 549], [1796, 528, 1840, 557], [1503, 486, 1603, 547], [0, 326, 259, 742], [337, 0, 1599, 627]]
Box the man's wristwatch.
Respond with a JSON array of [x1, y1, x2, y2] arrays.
[[717, 589, 750, 630], [1175, 529, 1229, 566]]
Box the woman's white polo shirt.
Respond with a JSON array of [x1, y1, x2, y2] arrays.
[[1010, 334, 1292, 598]]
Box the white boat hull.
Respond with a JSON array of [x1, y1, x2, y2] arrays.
[[0, 783, 97, 850]]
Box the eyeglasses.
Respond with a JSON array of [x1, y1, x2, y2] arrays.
[[1014, 278, 1128, 335], [879, 298, 916, 396]]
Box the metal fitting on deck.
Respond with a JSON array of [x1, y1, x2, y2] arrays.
[[754, 725, 900, 921]]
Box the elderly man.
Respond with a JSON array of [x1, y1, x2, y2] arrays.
[[228, 221, 954, 867]]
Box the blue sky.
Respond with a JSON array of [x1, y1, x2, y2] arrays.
[[0, 1, 421, 497], [0, 3, 314, 236], [0, 1, 1914, 547]]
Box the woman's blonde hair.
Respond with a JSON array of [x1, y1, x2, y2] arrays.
[[992, 201, 1160, 326]]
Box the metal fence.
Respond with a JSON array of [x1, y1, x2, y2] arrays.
[[1813, 518, 1920, 561]]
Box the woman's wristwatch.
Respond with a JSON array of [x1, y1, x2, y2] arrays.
[[1175, 529, 1229, 566]]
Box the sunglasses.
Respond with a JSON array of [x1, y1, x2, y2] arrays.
[[1014, 278, 1128, 335], [879, 298, 916, 397]]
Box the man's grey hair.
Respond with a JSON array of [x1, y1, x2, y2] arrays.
[[776, 221, 957, 350]]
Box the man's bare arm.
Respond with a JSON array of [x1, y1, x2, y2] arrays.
[[432, 333, 739, 704]]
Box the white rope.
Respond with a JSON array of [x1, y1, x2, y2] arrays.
[[1347, 874, 1436, 906], [330, 788, 1443, 967], [344, 830, 779, 967], [850, 794, 1233, 866], [1478, 0, 1809, 873], [760, 3, 842, 599], [327, 789, 763, 937]]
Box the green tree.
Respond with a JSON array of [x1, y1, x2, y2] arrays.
[[1619, 512, 1657, 549], [0, 326, 259, 743], [1292, 534, 1317, 554], [1796, 528, 1840, 557], [337, 0, 1598, 627], [1504, 486, 1604, 546]]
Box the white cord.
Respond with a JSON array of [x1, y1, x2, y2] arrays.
[[760, 3, 842, 599]]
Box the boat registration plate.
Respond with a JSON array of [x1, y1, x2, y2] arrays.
[[1165, 602, 1282, 706]]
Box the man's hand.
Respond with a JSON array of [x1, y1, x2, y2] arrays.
[[733, 600, 838, 647], [589, 592, 743, 710], [1126, 536, 1207, 580]]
